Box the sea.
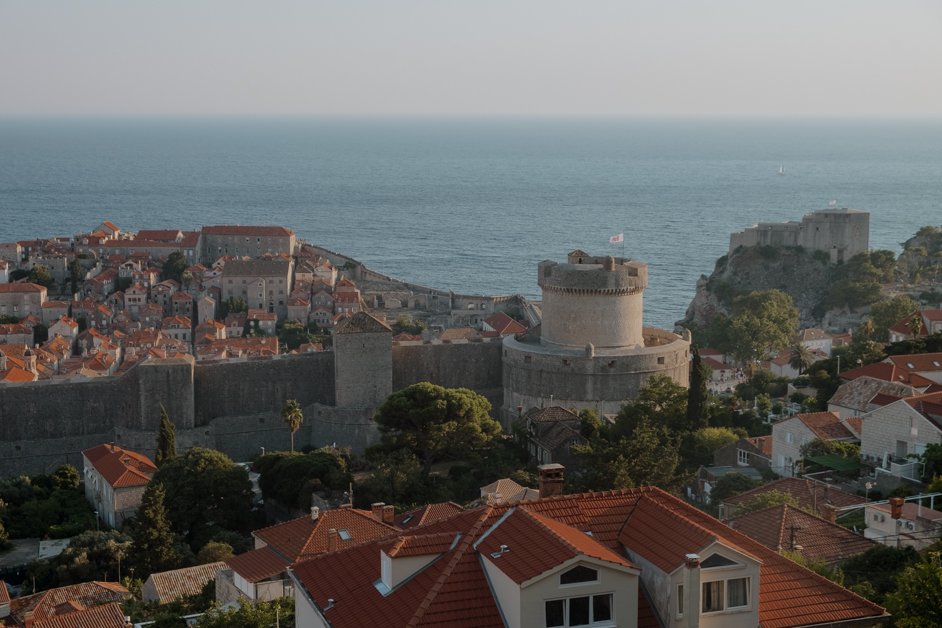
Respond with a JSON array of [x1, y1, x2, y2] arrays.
[[1, 117, 941, 329]]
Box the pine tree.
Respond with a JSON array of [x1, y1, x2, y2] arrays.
[[155, 405, 176, 466], [686, 349, 708, 430], [129, 483, 183, 576]]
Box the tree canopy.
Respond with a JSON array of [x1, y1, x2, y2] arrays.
[[256, 449, 350, 510], [161, 252, 188, 283], [869, 294, 919, 342], [615, 375, 689, 436], [150, 448, 252, 548], [374, 383, 502, 476], [727, 290, 799, 365], [27, 265, 54, 288], [129, 483, 187, 577], [155, 405, 176, 466], [885, 552, 942, 626]]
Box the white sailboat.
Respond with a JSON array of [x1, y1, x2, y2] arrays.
[[778, 163, 785, 176]]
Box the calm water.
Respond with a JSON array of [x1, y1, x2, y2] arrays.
[[1, 117, 941, 328]]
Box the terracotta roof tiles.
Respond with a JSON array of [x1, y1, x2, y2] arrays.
[[31, 601, 129, 628], [394, 502, 464, 529], [9, 581, 129, 626], [82, 444, 156, 489], [225, 547, 289, 583], [144, 562, 227, 604], [253, 507, 398, 561]]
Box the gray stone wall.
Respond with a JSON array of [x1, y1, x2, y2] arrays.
[[334, 331, 392, 410], [392, 340, 504, 409]]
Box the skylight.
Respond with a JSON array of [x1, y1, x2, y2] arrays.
[[338, 529, 351, 541]]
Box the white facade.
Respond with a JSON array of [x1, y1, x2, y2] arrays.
[[860, 400, 941, 479]]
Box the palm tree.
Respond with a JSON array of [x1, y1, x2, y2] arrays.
[[789, 343, 814, 376], [281, 399, 304, 453], [909, 314, 925, 340]]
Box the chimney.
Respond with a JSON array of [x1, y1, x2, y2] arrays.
[[890, 497, 904, 519], [685, 554, 701, 628], [383, 505, 395, 524], [0, 351, 6, 372], [820, 503, 838, 524], [371, 502, 385, 521], [327, 528, 338, 552], [310, 506, 320, 521], [538, 463, 565, 498], [24, 611, 34, 628]]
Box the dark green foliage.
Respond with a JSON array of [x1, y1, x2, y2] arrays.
[[156, 406, 177, 467], [0, 469, 95, 539], [885, 551, 942, 626], [195, 597, 294, 628], [0, 314, 19, 324], [572, 418, 680, 491], [392, 314, 426, 335], [122, 580, 216, 627], [734, 490, 799, 515], [218, 297, 247, 319], [28, 530, 132, 589], [679, 427, 740, 470], [129, 483, 188, 577], [800, 438, 860, 460], [9, 269, 29, 282], [278, 320, 318, 351], [884, 331, 942, 356], [0, 506, 10, 551], [727, 290, 800, 365], [841, 545, 919, 605], [256, 449, 350, 510], [196, 541, 233, 564], [709, 472, 759, 503], [374, 383, 502, 477], [151, 448, 253, 549], [869, 294, 919, 342], [614, 375, 688, 436], [32, 323, 48, 344], [27, 264, 54, 288], [686, 349, 708, 430], [921, 443, 942, 482], [161, 252, 187, 283], [68, 258, 83, 294]]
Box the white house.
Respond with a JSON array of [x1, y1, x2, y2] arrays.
[[864, 500, 942, 550], [860, 392, 942, 481], [82, 443, 156, 528], [771, 411, 857, 477]]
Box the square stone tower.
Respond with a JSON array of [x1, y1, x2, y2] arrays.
[[333, 312, 393, 409]]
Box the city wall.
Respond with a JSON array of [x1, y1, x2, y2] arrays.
[[392, 340, 504, 410]]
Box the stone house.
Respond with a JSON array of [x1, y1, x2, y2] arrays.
[[5, 581, 130, 627], [0, 324, 32, 347], [521, 406, 587, 467], [827, 375, 917, 420], [0, 260, 7, 284], [48, 316, 79, 345], [771, 411, 858, 477], [0, 283, 47, 318], [286, 296, 310, 323], [860, 391, 942, 481], [201, 225, 295, 263], [712, 436, 772, 472], [82, 443, 157, 529], [221, 258, 294, 320], [40, 300, 69, 325], [161, 316, 192, 345], [124, 283, 149, 318], [196, 294, 216, 323], [797, 328, 833, 357], [151, 279, 180, 315], [246, 309, 277, 336], [170, 291, 194, 318]]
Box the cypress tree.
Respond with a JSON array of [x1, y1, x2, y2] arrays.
[[129, 483, 182, 576], [155, 405, 176, 467], [686, 348, 708, 430]]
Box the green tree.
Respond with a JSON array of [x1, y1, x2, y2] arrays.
[[885, 552, 942, 627], [841, 545, 919, 605], [920, 443, 942, 481], [151, 448, 253, 549], [615, 375, 689, 436], [278, 320, 316, 351], [27, 264, 54, 288], [155, 405, 177, 467], [908, 314, 925, 340], [727, 290, 799, 366], [374, 383, 502, 477], [869, 295, 919, 342], [195, 597, 293, 628], [28, 530, 132, 589], [789, 344, 814, 375], [281, 399, 304, 453], [0, 502, 10, 551], [68, 258, 83, 294], [255, 449, 350, 510], [735, 489, 799, 516], [710, 472, 759, 504], [686, 349, 708, 430], [161, 252, 188, 283], [196, 541, 234, 564], [573, 418, 680, 491], [129, 483, 186, 577], [680, 427, 740, 469], [49, 464, 80, 490]]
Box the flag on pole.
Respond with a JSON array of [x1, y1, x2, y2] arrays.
[[609, 232, 624, 244]]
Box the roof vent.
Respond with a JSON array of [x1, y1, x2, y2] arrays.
[[311, 506, 320, 521], [490, 544, 510, 559]]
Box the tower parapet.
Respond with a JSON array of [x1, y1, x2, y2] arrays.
[[538, 254, 648, 349]]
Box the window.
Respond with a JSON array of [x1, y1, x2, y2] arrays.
[[560, 565, 598, 585], [737, 449, 749, 466], [338, 528, 351, 541], [545, 594, 613, 627], [785, 432, 794, 444], [676, 584, 684, 617], [702, 577, 750, 613]]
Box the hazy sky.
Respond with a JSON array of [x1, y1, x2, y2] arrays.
[[2, 0, 941, 117]]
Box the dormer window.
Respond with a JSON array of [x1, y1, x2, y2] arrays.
[[702, 577, 750, 613], [560, 565, 598, 585], [545, 593, 613, 627]]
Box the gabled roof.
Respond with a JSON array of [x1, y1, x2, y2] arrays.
[[0, 579, 9, 605], [30, 601, 131, 628], [483, 311, 527, 336], [902, 391, 942, 430], [226, 546, 289, 583], [9, 581, 129, 626], [729, 504, 875, 565], [333, 312, 391, 335], [0, 282, 46, 293], [394, 502, 464, 529], [829, 375, 917, 412], [82, 444, 156, 489], [144, 562, 227, 604], [290, 488, 885, 628], [253, 507, 399, 562], [784, 411, 856, 441], [721, 478, 867, 512], [522, 406, 580, 424], [386, 532, 458, 558]]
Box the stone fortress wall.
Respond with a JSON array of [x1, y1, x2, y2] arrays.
[[728, 208, 870, 263]]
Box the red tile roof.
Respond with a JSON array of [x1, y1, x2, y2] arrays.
[[386, 532, 458, 558], [795, 411, 856, 440], [722, 478, 867, 513], [483, 311, 527, 335], [82, 444, 156, 489], [729, 504, 875, 565], [202, 225, 293, 236], [225, 547, 289, 583], [0, 283, 46, 293], [253, 507, 398, 561], [394, 502, 464, 529], [9, 582, 129, 626], [31, 601, 129, 628], [290, 489, 885, 628], [0, 579, 9, 605], [144, 562, 227, 604]]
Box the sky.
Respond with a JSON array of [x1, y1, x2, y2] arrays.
[[1, 0, 941, 117]]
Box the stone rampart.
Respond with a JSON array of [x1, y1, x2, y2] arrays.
[[393, 340, 504, 410]]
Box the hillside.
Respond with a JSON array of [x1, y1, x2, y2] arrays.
[[682, 225, 942, 332]]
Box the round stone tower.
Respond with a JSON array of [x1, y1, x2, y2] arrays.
[[501, 250, 690, 425]]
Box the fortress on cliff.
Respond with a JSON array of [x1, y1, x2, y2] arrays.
[[728, 208, 869, 263], [0, 250, 689, 475]]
